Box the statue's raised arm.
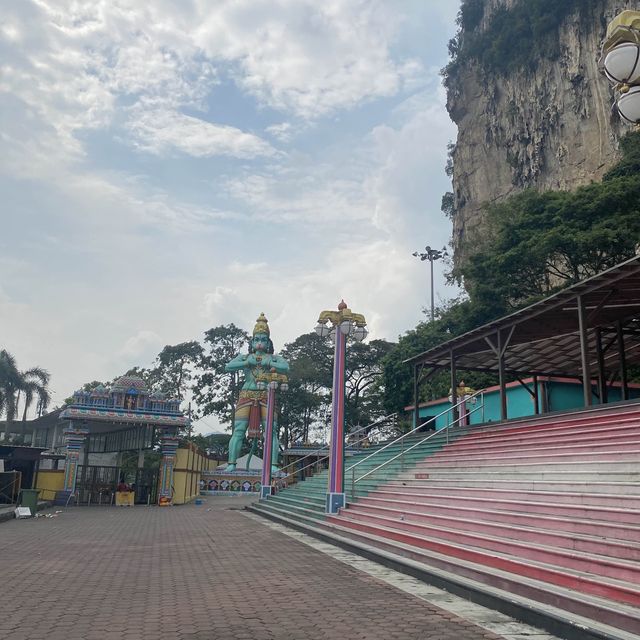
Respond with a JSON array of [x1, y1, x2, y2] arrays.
[[224, 313, 290, 472]]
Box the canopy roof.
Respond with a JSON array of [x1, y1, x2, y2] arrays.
[[405, 255, 640, 377]]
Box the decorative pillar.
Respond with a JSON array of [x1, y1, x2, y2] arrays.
[[261, 383, 277, 498], [62, 428, 89, 493], [327, 321, 347, 514], [158, 430, 179, 506], [315, 300, 367, 514]]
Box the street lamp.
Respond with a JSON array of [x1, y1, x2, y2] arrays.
[[600, 10, 640, 124], [315, 300, 367, 514], [256, 370, 288, 499], [412, 245, 448, 322]]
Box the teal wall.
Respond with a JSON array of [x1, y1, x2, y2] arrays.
[[418, 380, 640, 429]]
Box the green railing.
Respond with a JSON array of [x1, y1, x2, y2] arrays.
[[277, 412, 399, 485], [346, 389, 485, 500]]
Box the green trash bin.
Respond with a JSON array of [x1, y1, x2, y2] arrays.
[[19, 488, 39, 516]]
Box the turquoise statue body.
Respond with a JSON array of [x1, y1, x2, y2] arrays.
[[224, 313, 289, 472]]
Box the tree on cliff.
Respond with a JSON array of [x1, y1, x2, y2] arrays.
[[458, 132, 640, 310], [382, 132, 640, 417]]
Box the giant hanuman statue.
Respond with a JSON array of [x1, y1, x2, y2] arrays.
[[224, 313, 289, 472]]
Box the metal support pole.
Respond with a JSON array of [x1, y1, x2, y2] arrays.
[[617, 321, 629, 401], [413, 364, 419, 430], [533, 375, 539, 415], [577, 295, 592, 407], [430, 258, 435, 322], [595, 328, 607, 405], [450, 350, 457, 423], [497, 330, 507, 420]]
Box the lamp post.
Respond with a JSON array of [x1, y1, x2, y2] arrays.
[[412, 245, 448, 321], [256, 371, 288, 499], [600, 10, 640, 124], [315, 300, 367, 514]]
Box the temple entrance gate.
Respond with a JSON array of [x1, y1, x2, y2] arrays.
[[75, 465, 159, 505]]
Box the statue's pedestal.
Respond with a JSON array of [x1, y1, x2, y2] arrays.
[[201, 468, 287, 495], [202, 469, 260, 494]]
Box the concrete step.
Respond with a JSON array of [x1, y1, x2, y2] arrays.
[[345, 501, 640, 556], [328, 513, 640, 606], [385, 478, 640, 493], [258, 496, 325, 521], [316, 516, 640, 638], [350, 498, 640, 542], [408, 470, 640, 483], [363, 491, 640, 523], [414, 459, 640, 473], [335, 508, 640, 585], [272, 494, 325, 510], [442, 430, 640, 457], [423, 447, 640, 466], [462, 410, 640, 442]]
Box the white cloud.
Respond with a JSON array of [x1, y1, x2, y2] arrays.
[[225, 169, 372, 226], [265, 122, 294, 142], [127, 108, 276, 159], [0, 1, 461, 413], [117, 330, 163, 360], [195, 0, 423, 117]]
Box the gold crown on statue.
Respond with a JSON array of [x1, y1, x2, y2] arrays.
[[253, 312, 270, 337]]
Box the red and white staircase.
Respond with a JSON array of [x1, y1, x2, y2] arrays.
[[325, 404, 640, 639]]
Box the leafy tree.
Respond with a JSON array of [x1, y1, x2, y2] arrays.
[[0, 350, 21, 440], [345, 338, 395, 432], [443, 0, 588, 89], [153, 341, 203, 400], [184, 432, 244, 460], [192, 324, 250, 426], [279, 333, 333, 446], [0, 350, 51, 441], [381, 299, 500, 422], [458, 132, 640, 311], [17, 366, 50, 441], [278, 333, 396, 445]]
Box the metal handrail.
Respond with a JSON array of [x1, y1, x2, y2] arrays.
[[277, 412, 398, 476], [345, 389, 484, 473], [351, 400, 484, 496], [279, 416, 399, 482]]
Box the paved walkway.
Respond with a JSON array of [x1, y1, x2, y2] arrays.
[[1, 499, 515, 640]]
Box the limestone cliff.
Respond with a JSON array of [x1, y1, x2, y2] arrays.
[[446, 0, 635, 261]]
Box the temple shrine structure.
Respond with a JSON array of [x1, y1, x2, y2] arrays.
[[33, 375, 194, 505]]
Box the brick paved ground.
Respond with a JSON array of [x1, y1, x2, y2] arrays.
[[0, 499, 504, 640]]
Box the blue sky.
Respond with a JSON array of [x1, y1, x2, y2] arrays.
[[0, 0, 460, 419]]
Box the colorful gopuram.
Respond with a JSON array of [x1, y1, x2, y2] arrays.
[[59, 375, 189, 505]]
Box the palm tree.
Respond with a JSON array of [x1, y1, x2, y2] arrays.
[[0, 350, 21, 441], [0, 351, 51, 442], [19, 367, 51, 442]]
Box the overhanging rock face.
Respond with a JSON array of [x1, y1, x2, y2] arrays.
[[446, 0, 625, 261]]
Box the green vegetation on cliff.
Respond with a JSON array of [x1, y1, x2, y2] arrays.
[[443, 0, 592, 88], [382, 132, 640, 416], [460, 131, 640, 310]]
